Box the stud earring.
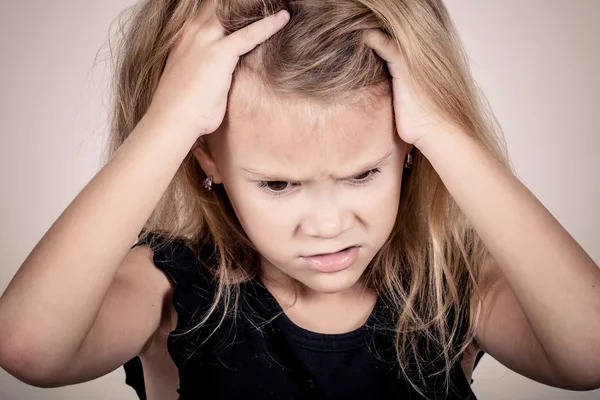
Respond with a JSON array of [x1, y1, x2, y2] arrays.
[[404, 152, 413, 169], [203, 175, 213, 191]]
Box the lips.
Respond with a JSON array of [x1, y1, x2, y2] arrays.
[[304, 246, 355, 258], [300, 246, 360, 273]]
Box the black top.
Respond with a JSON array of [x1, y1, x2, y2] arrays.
[[123, 234, 479, 399]]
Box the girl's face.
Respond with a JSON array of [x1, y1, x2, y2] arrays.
[[195, 77, 411, 296]]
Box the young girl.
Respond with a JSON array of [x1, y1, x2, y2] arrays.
[[1, 0, 599, 399]]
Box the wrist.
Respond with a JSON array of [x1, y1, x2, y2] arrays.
[[140, 108, 206, 143], [131, 112, 202, 153], [414, 123, 465, 156]]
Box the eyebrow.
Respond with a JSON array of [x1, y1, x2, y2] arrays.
[[240, 149, 394, 182]]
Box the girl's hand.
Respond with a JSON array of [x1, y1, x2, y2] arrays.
[[146, 0, 290, 138], [362, 28, 458, 148]]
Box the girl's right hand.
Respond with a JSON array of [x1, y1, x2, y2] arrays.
[[145, 0, 290, 138]]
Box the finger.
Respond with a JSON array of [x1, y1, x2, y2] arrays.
[[362, 29, 405, 80], [222, 10, 290, 57]]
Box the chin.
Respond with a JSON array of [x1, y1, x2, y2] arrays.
[[301, 269, 365, 294]]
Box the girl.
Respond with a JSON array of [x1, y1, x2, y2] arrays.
[[1, 0, 599, 399]]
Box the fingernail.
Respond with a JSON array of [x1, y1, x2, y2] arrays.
[[278, 9, 289, 20]]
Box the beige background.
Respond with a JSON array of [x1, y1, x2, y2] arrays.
[[1, 0, 598, 399]]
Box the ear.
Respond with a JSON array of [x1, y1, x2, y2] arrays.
[[191, 136, 223, 184]]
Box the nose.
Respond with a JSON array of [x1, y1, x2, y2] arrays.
[[300, 196, 355, 239]]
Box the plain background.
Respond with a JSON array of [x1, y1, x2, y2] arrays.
[[0, 0, 598, 399]]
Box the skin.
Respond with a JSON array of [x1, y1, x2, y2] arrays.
[[365, 28, 600, 389], [193, 74, 414, 333], [147, 19, 600, 397]]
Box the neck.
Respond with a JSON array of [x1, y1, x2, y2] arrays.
[[259, 258, 378, 334]]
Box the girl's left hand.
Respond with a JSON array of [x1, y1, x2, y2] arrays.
[[362, 28, 457, 148]]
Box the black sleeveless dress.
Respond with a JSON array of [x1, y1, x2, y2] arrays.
[[123, 233, 483, 399]]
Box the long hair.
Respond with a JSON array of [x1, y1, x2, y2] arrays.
[[102, 0, 514, 396]]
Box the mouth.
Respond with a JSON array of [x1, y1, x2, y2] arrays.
[[300, 246, 361, 273], [303, 246, 357, 258]]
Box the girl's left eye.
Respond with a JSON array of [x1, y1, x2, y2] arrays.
[[256, 168, 381, 197], [350, 168, 381, 184]]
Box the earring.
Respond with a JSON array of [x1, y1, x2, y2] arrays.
[[404, 152, 413, 169], [203, 175, 213, 191]]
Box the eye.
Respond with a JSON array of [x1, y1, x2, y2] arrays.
[[256, 168, 381, 198], [256, 180, 299, 197], [350, 168, 381, 184], [259, 181, 292, 192]]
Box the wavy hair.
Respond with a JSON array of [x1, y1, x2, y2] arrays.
[[102, 0, 514, 396]]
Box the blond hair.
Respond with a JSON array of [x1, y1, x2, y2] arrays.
[[102, 0, 514, 396]]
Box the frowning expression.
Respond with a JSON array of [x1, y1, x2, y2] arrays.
[[196, 75, 411, 295]]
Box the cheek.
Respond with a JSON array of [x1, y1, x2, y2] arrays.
[[225, 184, 292, 248], [360, 169, 403, 233], [365, 187, 400, 222]]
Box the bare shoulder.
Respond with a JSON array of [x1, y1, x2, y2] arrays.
[[121, 243, 176, 308], [122, 243, 178, 354], [137, 291, 179, 400]]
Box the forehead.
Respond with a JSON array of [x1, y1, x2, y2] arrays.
[[220, 75, 397, 174]]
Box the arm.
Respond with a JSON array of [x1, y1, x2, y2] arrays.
[[4, 244, 174, 387], [417, 129, 600, 390], [0, 114, 197, 379]]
